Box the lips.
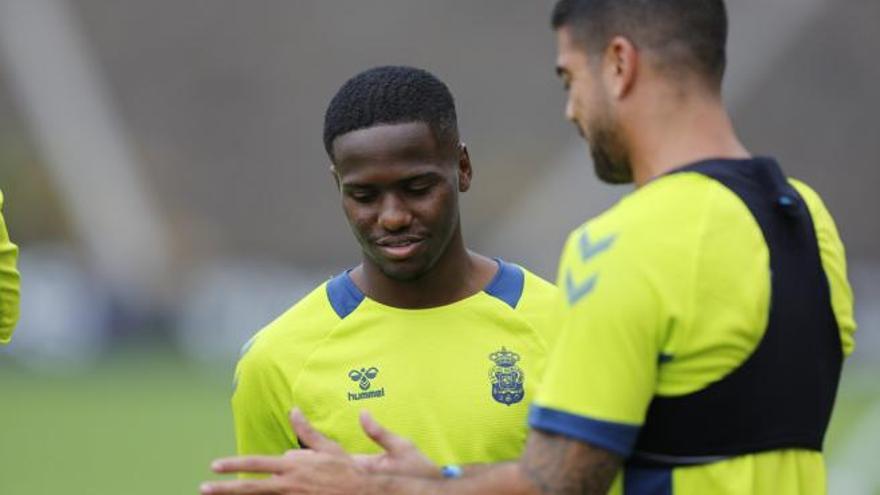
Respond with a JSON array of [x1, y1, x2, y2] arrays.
[[374, 236, 425, 260]]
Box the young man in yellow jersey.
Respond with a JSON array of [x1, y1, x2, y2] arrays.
[[201, 1, 856, 495], [0, 189, 20, 344], [224, 65, 560, 476]]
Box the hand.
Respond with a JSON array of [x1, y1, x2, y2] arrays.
[[351, 410, 439, 478], [200, 409, 370, 495]]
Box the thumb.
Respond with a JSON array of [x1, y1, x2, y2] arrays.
[[359, 410, 412, 453], [289, 408, 345, 455]]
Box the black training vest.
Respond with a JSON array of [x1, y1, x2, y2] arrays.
[[628, 157, 843, 467]]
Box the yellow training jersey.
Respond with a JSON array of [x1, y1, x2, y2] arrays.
[[233, 259, 560, 472], [0, 190, 20, 344], [530, 163, 856, 495]]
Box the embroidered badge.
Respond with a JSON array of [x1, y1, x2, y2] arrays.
[[347, 367, 384, 401], [489, 347, 524, 406]]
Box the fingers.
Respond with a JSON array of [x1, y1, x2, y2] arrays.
[[359, 410, 412, 453], [351, 453, 383, 472], [210, 455, 288, 474], [289, 408, 346, 455], [200, 478, 282, 495]]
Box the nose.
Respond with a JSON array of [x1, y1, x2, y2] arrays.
[[378, 194, 412, 232]]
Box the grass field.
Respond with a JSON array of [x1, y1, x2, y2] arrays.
[[2, 350, 879, 494], [0, 351, 234, 495]]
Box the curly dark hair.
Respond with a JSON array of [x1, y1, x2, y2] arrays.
[[323, 65, 459, 161]]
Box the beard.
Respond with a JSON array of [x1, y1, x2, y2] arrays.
[[583, 103, 633, 185]]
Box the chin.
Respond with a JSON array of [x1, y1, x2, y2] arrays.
[[591, 148, 633, 184], [595, 165, 634, 184], [379, 266, 427, 282], [367, 244, 445, 282], [375, 259, 431, 282]]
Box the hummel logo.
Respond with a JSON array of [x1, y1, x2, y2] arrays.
[[348, 367, 378, 390], [347, 367, 385, 402]]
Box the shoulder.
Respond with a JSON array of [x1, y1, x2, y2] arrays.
[[469, 259, 561, 350], [581, 173, 724, 239], [519, 267, 559, 306], [556, 171, 770, 331], [788, 178, 857, 355], [787, 178, 846, 262], [482, 259, 558, 311], [788, 177, 822, 205], [236, 280, 343, 376], [788, 179, 837, 234], [559, 173, 727, 278], [786, 178, 850, 260], [512, 265, 561, 343]]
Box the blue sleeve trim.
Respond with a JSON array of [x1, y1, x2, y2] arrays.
[[528, 404, 641, 457], [483, 258, 525, 309], [326, 270, 365, 319]]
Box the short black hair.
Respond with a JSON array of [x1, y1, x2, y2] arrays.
[[323, 66, 459, 160], [551, 0, 728, 88]]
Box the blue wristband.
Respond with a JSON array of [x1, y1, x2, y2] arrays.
[[440, 464, 463, 479]]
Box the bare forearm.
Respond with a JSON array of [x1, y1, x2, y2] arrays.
[[460, 462, 504, 477], [363, 429, 620, 495], [366, 462, 537, 495], [520, 430, 621, 495]]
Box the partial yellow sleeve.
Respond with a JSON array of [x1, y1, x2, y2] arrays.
[[231, 337, 297, 477], [0, 190, 21, 344], [790, 180, 857, 356]]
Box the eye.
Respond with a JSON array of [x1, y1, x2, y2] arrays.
[[404, 178, 436, 196], [347, 189, 377, 203], [406, 183, 432, 196]]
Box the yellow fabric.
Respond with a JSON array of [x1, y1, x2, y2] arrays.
[[605, 449, 828, 495], [0, 190, 21, 344], [535, 171, 856, 494], [671, 449, 827, 495], [233, 264, 560, 476]]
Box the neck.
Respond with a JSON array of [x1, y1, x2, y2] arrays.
[[626, 88, 750, 187], [353, 225, 496, 309]]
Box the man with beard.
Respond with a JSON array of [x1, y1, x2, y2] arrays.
[[0, 189, 20, 344], [201, 1, 856, 494], [220, 64, 560, 480]]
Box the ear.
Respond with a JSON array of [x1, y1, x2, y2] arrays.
[[330, 165, 341, 191], [457, 143, 472, 192], [603, 36, 638, 99]]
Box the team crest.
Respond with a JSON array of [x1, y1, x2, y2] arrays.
[[489, 347, 524, 406]]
